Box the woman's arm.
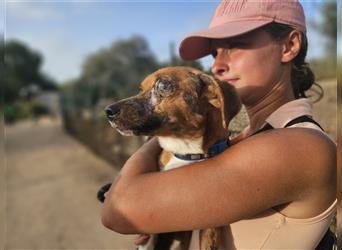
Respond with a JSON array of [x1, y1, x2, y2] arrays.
[[101, 128, 336, 234], [101, 138, 161, 232], [118, 137, 161, 178]]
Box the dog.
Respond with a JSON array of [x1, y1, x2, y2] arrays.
[[103, 66, 241, 250]]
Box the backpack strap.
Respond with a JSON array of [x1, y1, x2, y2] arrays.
[[251, 115, 324, 136], [284, 115, 324, 131], [251, 123, 273, 136]]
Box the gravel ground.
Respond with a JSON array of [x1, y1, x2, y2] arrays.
[[5, 118, 136, 250]]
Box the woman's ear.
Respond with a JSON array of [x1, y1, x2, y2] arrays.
[[281, 30, 302, 63]]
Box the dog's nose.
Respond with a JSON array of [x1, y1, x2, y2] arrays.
[[105, 105, 120, 121]]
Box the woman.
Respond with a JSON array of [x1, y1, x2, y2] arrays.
[[101, 1, 336, 249]]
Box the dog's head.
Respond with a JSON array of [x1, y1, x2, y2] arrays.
[[105, 66, 241, 140]]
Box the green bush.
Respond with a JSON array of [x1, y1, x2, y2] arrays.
[[3, 101, 47, 124], [16, 101, 33, 120], [4, 105, 17, 124]]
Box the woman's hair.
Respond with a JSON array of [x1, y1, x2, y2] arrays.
[[262, 22, 323, 101]]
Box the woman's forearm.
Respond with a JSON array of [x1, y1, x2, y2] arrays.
[[101, 138, 161, 233], [119, 137, 161, 178]]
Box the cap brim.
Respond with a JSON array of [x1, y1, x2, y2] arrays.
[[179, 19, 274, 61]]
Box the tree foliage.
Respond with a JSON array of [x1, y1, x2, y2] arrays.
[[60, 35, 204, 119], [315, 1, 337, 56], [81, 35, 159, 102], [308, 1, 337, 79], [0, 40, 57, 104], [69, 35, 205, 112]]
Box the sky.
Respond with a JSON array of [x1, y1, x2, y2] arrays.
[[3, 0, 329, 84]]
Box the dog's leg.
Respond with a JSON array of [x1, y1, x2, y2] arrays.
[[176, 231, 192, 250], [200, 227, 221, 250], [154, 232, 176, 250]]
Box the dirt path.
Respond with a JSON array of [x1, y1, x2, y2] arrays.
[[5, 118, 136, 249]]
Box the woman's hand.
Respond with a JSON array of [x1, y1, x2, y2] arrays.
[[134, 234, 151, 246], [101, 137, 162, 233]]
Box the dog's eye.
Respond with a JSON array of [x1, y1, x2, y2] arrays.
[[155, 79, 174, 94]]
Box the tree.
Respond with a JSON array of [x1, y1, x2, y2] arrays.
[[64, 35, 205, 113], [0, 40, 57, 104], [81, 36, 159, 103], [314, 1, 337, 56], [308, 1, 337, 79]]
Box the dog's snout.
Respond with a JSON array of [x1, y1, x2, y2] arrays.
[[105, 105, 120, 121]]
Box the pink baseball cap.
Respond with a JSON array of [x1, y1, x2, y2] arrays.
[[179, 0, 306, 61]]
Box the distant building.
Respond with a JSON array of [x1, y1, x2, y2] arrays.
[[34, 91, 60, 117]]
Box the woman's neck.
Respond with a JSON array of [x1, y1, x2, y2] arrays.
[[245, 81, 295, 134]]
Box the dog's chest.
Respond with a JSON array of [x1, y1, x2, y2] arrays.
[[158, 136, 204, 155], [158, 136, 204, 171], [162, 155, 202, 171]]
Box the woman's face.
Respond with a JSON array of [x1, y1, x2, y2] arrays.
[[210, 28, 290, 106]]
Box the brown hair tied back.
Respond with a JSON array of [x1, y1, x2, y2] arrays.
[[262, 22, 323, 101]]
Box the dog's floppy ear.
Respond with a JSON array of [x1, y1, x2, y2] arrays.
[[199, 74, 241, 129]]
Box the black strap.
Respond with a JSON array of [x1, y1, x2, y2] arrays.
[[251, 123, 273, 136], [252, 115, 324, 136], [284, 115, 324, 131], [315, 228, 336, 250]]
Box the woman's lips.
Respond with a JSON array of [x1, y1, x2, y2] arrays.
[[225, 78, 239, 84]]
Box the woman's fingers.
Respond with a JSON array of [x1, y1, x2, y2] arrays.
[[134, 234, 151, 245]]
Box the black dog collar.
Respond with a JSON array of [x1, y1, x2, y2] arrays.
[[174, 139, 230, 161]]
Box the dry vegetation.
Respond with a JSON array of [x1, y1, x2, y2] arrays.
[[311, 78, 337, 141]]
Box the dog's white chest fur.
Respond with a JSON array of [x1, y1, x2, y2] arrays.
[[158, 136, 204, 155], [163, 154, 203, 171]]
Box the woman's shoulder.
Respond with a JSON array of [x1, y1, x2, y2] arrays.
[[229, 127, 336, 218]]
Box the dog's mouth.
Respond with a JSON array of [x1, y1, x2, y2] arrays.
[[109, 113, 165, 136], [108, 121, 135, 136], [106, 94, 166, 136], [132, 116, 164, 136]]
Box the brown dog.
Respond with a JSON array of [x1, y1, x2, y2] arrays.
[[105, 66, 241, 250]]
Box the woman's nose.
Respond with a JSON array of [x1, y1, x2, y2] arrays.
[[211, 50, 229, 77]]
